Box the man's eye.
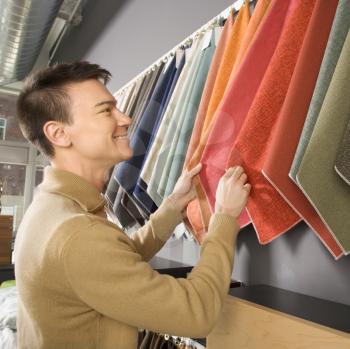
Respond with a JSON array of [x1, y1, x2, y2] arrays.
[[103, 108, 111, 113]]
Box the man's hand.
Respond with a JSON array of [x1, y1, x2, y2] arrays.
[[167, 163, 202, 214], [215, 166, 251, 218]]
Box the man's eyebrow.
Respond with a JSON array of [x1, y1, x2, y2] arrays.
[[94, 99, 117, 108]]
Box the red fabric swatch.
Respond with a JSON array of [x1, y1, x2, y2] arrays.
[[225, 0, 318, 244], [198, 0, 292, 226], [262, 0, 342, 258]]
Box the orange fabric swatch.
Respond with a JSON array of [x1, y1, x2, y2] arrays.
[[184, 15, 234, 169], [186, 0, 274, 242], [227, 0, 317, 244], [197, 0, 294, 243], [232, 0, 274, 74], [185, 2, 251, 242], [182, 15, 235, 238]]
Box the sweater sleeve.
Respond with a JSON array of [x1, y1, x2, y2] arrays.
[[128, 197, 184, 261], [62, 212, 239, 338]]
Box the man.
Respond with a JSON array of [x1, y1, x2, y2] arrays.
[[14, 61, 251, 349]]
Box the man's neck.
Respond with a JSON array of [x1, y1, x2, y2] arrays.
[[51, 159, 112, 192]]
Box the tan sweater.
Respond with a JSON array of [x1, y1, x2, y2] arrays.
[[14, 166, 240, 349]]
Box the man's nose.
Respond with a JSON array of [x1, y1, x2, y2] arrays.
[[116, 110, 132, 127]]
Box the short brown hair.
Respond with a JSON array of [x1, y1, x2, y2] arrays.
[[17, 61, 111, 157]]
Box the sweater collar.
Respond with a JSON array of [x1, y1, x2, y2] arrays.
[[39, 166, 106, 213]]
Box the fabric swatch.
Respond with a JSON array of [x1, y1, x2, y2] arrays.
[[297, 30, 350, 253], [197, 0, 292, 242], [223, 0, 318, 244], [335, 120, 350, 186], [289, 0, 350, 181], [159, 33, 216, 199], [262, 0, 342, 258], [147, 38, 204, 206]]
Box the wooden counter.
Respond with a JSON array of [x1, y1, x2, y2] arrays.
[[207, 285, 350, 349]]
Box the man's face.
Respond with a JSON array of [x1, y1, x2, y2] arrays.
[[65, 79, 133, 167]]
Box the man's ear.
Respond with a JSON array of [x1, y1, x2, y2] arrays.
[[43, 121, 72, 149]]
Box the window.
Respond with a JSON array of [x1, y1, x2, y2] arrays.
[[0, 93, 26, 142], [0, 163, 26, 233], [0, 117, 6, 140]]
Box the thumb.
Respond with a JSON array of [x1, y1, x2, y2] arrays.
[[187, 163, 202, 178]]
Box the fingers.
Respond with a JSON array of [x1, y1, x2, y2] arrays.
[[225, 166, 251, 192], [186, 163, 202, 177], [224, 165, 244, 180], [238, 173, 248, 185], [243, 183, 252, 193]]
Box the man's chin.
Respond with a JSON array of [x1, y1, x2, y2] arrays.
[[116, 150, 133, 163]]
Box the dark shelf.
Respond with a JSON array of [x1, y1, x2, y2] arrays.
[[149, 256, 193, 278], [229, 284, 350, 334], [0, 264, 14, 283]]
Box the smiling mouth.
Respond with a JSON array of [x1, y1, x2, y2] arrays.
[[113, 134, 128, 140]]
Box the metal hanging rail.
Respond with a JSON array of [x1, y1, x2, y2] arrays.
[[114, 0, 255, 95]]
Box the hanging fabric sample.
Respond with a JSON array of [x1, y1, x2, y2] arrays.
[[146, 37, 205, 206], [289, 0, 350, 182], [118, 82, 136, 114], [153, 36, 210, 202], [130, 63, 166, 134], [231, 0, 273, 75], [114, 58, 177, 208], [158, 32, 216, 199], [261, 0, 342, 258], [335, 121, 350, 186], [133, 51, 186, 214], [183, 2, 252, 240], [181, 14, 234, 238], [126, 78, 147, 119], [106, 79, 147, 228], [112, 63, 165, 226], [140, 45, 197, 203], [196, 0, 292, 242], [183, 16, 232, 170], [185, 0, 273, 241], [223, 0, 318, 244], [296, 30, 350, 253]]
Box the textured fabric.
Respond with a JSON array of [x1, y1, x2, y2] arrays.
[[0, 286, 17, 331], [127, 72, 153, 133], [201, 3, 250, 138], [114, 185, 140, 228], [133, 53, 186, 214], [262, 0, 342, 258], [184, 19, 231, 169], [110, 64, 166, 228], [160, 33, 216, 198], [186, 0, 273, 241], [119, 82, 135, 113], [181, 19, 231, 240], [141, 46, 197, 192], [289, 0, 350, 181], [15, 166, 240, 349], [115, 58, 177, 215], [197, 0, 292, 243], [147, 38, 204, 206], [125, 77, 144, 117], [224, 0, 318, 244], [129, 63, 165, 137], [231, 0, 273, 75], [154, 39, 206, 203], [184, 4, 252, 241], [296, 31, 350, 253], [335, 120, 350, 186]]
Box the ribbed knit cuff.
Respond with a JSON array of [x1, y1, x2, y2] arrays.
[[150, 197, 184, 241], [204, 213, 240, 245]]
